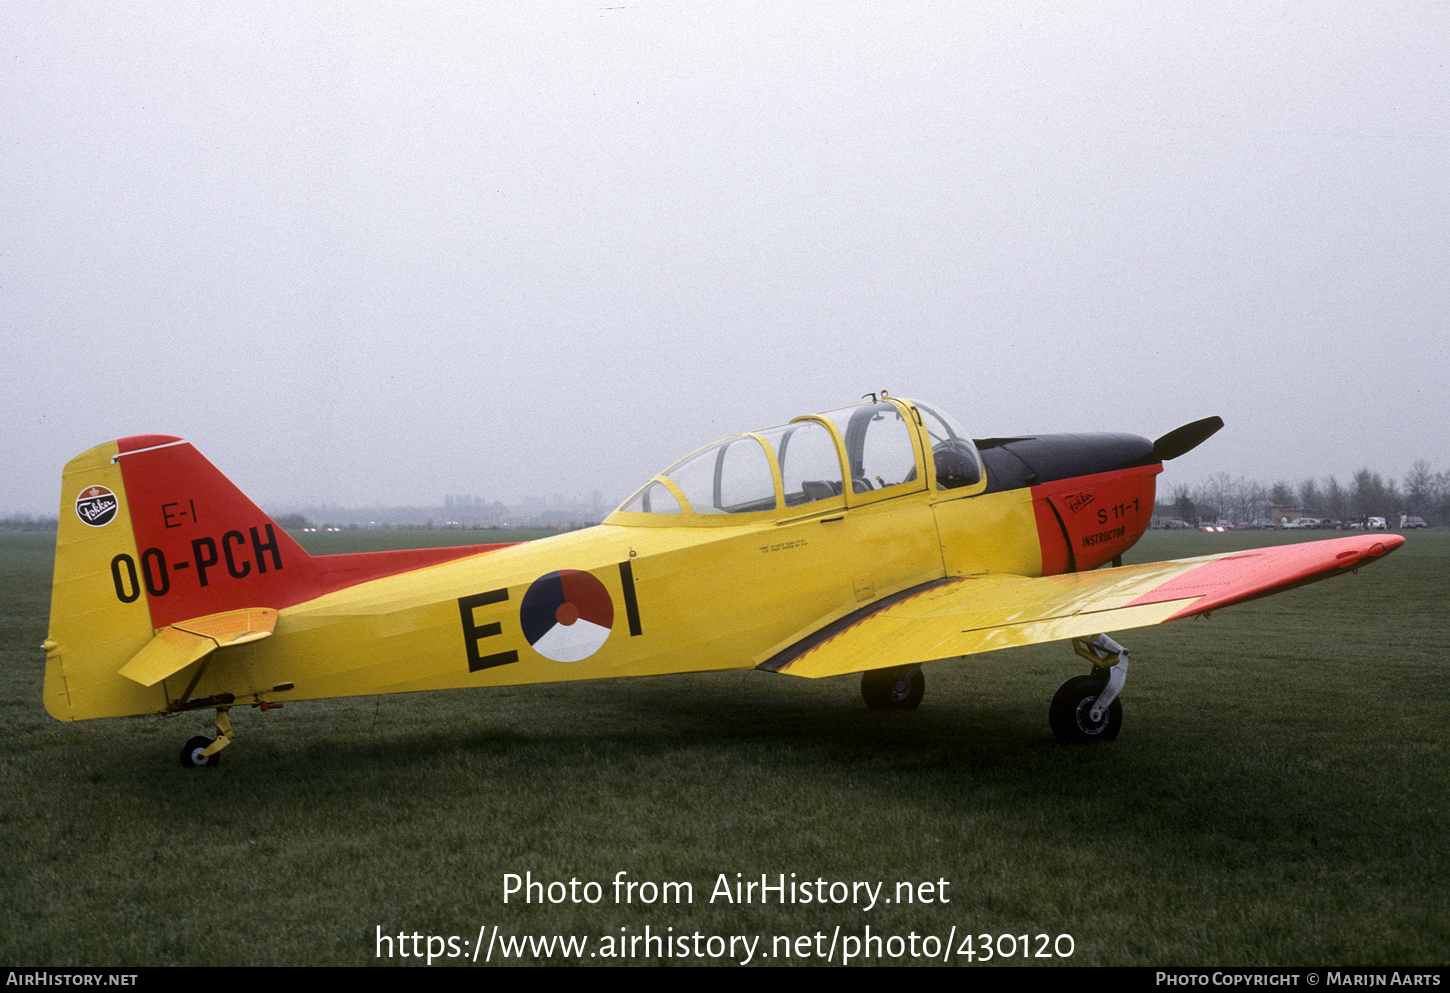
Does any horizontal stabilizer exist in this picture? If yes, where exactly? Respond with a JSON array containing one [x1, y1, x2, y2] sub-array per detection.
[[118, 608, 277, 687], [172, 607, 277, 647]]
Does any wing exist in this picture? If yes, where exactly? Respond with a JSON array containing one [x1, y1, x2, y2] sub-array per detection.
[[762, 534, 1404, 678]]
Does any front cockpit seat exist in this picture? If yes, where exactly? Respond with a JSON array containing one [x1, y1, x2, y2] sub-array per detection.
[[934, 441, 982, 490]]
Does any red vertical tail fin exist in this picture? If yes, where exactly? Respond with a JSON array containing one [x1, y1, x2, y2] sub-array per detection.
[[112, 436, 312, 629]]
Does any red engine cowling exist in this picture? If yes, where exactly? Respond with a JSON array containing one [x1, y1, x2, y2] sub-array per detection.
[[1032, 465, 1162, 574]]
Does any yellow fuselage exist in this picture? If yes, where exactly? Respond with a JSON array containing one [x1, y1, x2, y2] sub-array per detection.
[[44, 398, 1161, 722]]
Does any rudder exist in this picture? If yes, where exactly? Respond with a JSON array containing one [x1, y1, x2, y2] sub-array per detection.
[[47, 439, 161, 719]]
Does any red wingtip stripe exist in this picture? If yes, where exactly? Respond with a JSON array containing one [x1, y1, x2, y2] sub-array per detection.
[[1126, 535, 1406, 622]]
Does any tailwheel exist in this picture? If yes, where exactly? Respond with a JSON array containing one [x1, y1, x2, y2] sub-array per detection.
[[861, 665, 925, 710], [179, 707, 234, 768], [1049, 674, 1122, 743], [180, 735, 220, 768]]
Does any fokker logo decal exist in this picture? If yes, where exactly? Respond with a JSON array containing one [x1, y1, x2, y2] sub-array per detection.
[[76, 485, 119, 527]]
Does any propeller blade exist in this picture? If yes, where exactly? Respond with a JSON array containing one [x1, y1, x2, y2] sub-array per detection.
[[1152, 416, 1224, 462]]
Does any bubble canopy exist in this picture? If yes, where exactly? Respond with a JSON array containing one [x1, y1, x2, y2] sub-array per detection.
[[610, 398, 984, 524]]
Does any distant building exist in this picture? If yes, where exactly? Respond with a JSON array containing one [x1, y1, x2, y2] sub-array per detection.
[[1268, 505, 1305, 525]]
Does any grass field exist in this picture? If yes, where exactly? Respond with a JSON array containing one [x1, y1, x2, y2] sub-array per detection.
[[2, 528, 1445, 966]]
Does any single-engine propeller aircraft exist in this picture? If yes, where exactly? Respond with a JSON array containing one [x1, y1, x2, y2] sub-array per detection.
[[44, 394, 1403, 766]]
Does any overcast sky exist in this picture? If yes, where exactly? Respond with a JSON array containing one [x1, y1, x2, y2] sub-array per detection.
[[3, 2, 1446, 513]]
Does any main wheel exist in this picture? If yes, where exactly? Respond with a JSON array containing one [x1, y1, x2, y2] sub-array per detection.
[[861, 666, 925, 711], [180, 735, 220, 768], [1049, 674, 1122, 743]]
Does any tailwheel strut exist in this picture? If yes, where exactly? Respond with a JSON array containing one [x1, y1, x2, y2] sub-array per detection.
[[1049, 634, 1130, 744], [180, 707, 235, 768]]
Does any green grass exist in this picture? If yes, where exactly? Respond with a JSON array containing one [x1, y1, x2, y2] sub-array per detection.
[[1, 529, 1445, 966]]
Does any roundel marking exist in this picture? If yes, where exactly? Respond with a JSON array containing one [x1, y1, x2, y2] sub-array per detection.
[[76, 485, 119, 528], [519, 570, 614, 662]]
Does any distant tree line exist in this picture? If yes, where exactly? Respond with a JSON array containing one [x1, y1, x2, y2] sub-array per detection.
[[0, 514, 59, 532], [1170, 460, 1448, 525]]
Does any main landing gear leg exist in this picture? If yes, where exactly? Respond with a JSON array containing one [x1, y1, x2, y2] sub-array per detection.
[[180, 708, 234, 768], [1049, 634, 1129, 744]]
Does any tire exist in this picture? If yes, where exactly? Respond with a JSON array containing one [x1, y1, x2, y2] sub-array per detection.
[[861, 666, 925, 711], [1049, 674, 1122, 744], [180, 735, 220, 768]]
